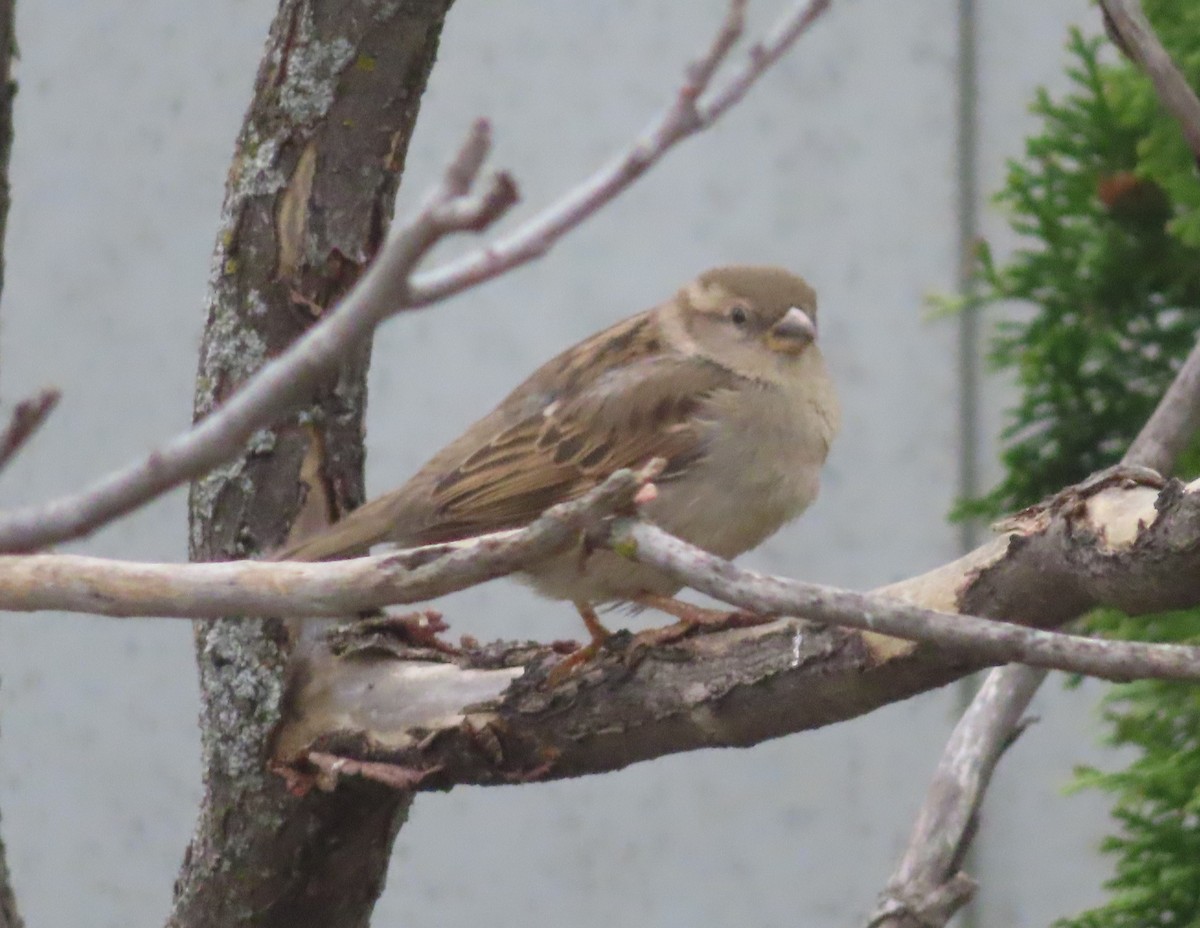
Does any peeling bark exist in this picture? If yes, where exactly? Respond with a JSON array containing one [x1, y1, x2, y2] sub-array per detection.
[[274, 475, 1200, 790], [174, 2, 452, 926]]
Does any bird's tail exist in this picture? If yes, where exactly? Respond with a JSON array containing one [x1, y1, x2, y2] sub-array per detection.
[[268, 495, 399, 562]]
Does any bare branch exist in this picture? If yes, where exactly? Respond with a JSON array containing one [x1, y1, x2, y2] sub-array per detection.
[[0, 0, 28, 917], [867, 669, 1046, 928], [406, 0, 833, 305], [271, 469, 1200, 788], [1101, 0, 1200, 166], [1098, 2, 1200, 474], [0, 0, 832, 554], [610, 517, 1200, 684], [877, 7, 1200, 917], [0, 120, 516, 553], [0, 467, 650, 617], [0, 388, 59, 473], [0, 468, 1196, 690], [699, 0, 831, 122], [1127, 334, 1200, 474]]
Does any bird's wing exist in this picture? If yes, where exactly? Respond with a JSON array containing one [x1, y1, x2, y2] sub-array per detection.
[[410, 353, 738, 545], [270, 310, 738, 561]]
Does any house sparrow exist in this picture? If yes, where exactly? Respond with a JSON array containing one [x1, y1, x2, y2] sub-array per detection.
[[275, 265, 839, 639]]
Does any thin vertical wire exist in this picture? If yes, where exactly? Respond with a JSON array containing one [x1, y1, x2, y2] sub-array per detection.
[[956, 0, 982, 555], [954, 0, 983, 926]]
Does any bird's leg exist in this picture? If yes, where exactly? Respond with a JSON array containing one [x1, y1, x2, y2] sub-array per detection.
[[578, 602, 614, 644], [545, 602, 613, 686], [631, 592, 770, 648]]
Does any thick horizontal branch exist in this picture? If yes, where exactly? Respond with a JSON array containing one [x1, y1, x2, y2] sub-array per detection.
[[271, 471, 1200, 789], [4, 471, 1196, 685]]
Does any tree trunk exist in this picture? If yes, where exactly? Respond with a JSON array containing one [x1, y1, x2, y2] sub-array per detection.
[[173, 2, 452, 926], [0, 0, 24, 922]]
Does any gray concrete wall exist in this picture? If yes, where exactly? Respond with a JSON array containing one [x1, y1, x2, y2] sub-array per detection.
[[0, 1, 1119, 925]]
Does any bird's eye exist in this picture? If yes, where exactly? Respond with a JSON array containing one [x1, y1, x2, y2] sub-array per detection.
[[729, 305, 749, 326]]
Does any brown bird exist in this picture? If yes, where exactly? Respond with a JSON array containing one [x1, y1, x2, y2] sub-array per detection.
[[275, 265, 839, 643]]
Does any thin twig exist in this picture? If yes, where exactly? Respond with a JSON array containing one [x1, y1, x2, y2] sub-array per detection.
[[612, 520, 1200, 684], [407, 0, 833, 304], [0, 388, 59, 473], [0, 0, 833, 553]]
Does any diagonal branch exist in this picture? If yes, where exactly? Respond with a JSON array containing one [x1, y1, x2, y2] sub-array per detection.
[[0, 0, 834, 555], [610, 514, 1200, 684], [868, 668, 1046, 928], [1101, 0, 1200, 166], [0, 387, 59, 474], [0, 123, 516, 553], [397, 0, 831, 304]]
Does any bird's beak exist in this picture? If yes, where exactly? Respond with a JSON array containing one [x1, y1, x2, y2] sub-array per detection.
[[765, 307, 816, 355]]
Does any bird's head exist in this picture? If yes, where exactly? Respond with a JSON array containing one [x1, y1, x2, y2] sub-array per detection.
[[666, 265, 821, 383]]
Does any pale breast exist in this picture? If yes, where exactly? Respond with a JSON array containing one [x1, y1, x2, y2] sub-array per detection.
[[645, 361, 838, 558]]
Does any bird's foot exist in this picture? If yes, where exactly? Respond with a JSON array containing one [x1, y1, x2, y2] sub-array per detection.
[[326, 609, 460, 660], [630, 593, 771, 648], [384, 609, 458, 653], [544, 603, 615, 687]]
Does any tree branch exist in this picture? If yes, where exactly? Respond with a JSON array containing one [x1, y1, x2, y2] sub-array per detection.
[[1101, 0, 1200, 167], [1, 469, 1198, 687], [0, 387, 58, 474], [0, 468, 649, 617], [610, 511, 1200, 684], [263, 466, 1200, 788], [868, 668, 1046, 928], [406, 0, 832, 305], [873, 5, 1200, 920], [0, 122, 515, 554], [0, 0, 832, 555], [172, 3, 456, 927], [0, 0, 27, 920]]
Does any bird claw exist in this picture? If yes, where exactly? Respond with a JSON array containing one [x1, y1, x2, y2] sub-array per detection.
[[544, 639, 604, 687]]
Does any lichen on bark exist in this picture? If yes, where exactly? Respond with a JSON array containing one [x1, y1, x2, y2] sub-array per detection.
[[173, 2, 454, 927]]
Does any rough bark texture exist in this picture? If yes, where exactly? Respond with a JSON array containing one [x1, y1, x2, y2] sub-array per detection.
[[174, 2, 452, 926], [273, 475, 1200, 790], [0, 0, 12, 309], [0, 0, 24, 922]]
